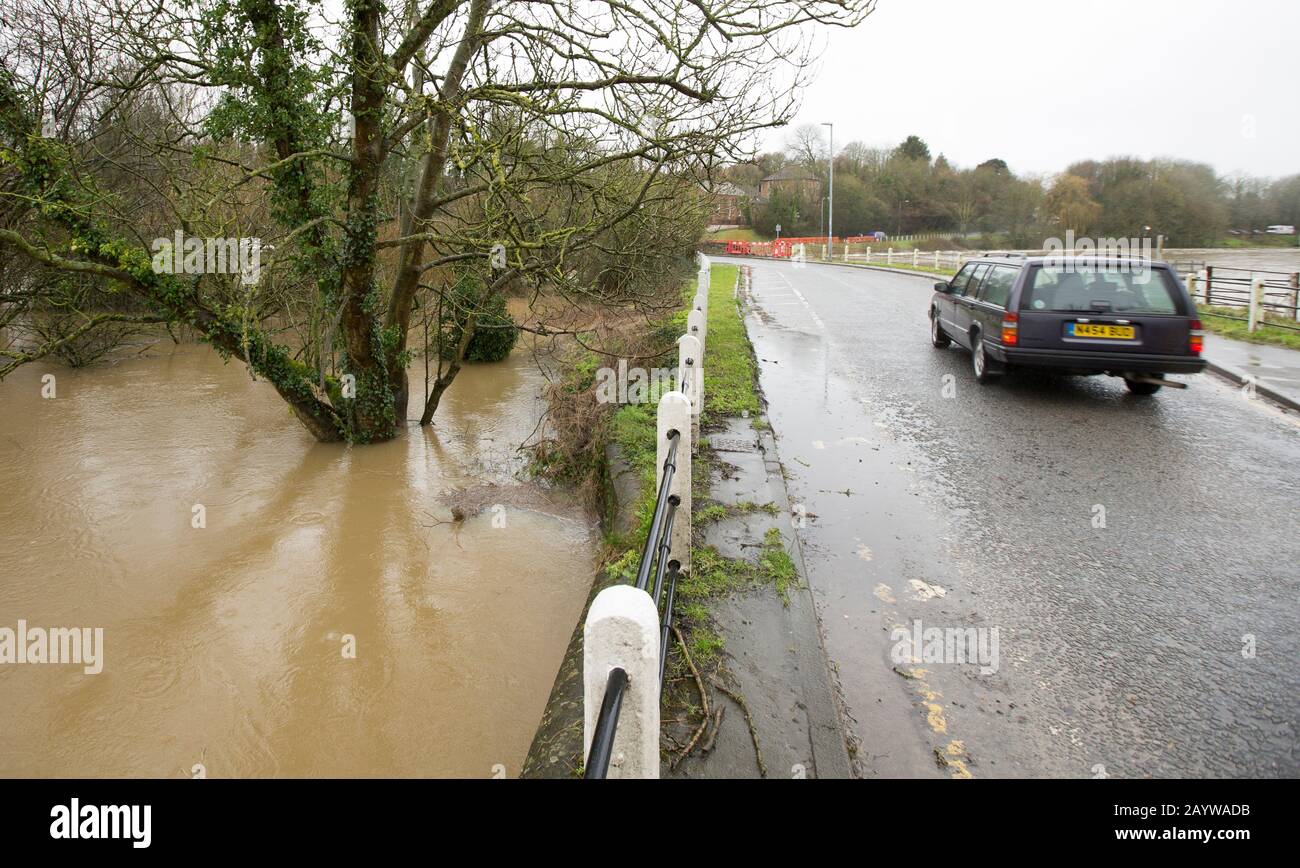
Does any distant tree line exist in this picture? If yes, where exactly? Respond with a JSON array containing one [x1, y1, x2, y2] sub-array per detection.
[[725, 126, 1300, 247]]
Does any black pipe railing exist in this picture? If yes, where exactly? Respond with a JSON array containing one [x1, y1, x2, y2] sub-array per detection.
[[585, 429, 683, 778], [583, 667, 628, 779], [657, 562, 681, 686], [634, 430, 681, 592], [649, 496, 679, 606]]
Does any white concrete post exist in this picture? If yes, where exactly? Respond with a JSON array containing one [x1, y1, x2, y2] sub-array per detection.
[[912, 249, 920, 267], [693, 296, 707, 352], [844, 242, 850, 263], [657, 391, 692, 573], [583, 585, 660, 779], [677, 334, 702, 455], [1249, 277, 1265, 332], [866, 246, 871, 262], [933, 250, 940, 269], [698, 269, 709, 298], [687, 308, 706, 357], [1187, 272, 1201, 305], [887, 247, 893, 263]]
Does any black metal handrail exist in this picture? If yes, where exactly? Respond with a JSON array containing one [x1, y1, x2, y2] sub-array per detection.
[[583, 667, 627, 779], [585, 428, 683, 778], [657, 562, 680, 687], [634, 430, 680, 592]]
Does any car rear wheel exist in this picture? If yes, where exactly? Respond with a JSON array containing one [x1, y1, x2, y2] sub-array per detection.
[[971, 336, 1001, 383], [1124, 376, 1163, 395], [930, 310, 951, 348]]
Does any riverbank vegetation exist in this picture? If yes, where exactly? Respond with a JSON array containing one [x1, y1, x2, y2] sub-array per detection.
[[0, 0, 870, 444]]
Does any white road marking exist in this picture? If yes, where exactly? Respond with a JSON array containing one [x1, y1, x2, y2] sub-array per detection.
[[769, 267, 827, 330]]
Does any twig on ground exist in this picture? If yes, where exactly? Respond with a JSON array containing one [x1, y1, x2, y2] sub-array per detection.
[[701, 706, 725, 753], [711, 675, 767, 778], [670, 625, 710, 770]]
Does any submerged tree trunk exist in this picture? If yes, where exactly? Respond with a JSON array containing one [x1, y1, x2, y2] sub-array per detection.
[[420, 314, 476, 425]]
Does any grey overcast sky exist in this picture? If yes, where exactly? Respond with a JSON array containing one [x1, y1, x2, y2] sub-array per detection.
[[763, 0, 1299, 179]]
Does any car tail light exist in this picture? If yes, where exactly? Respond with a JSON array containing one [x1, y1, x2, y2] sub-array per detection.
[[1001, 311, 1019, 346], [1189, 319, 1204, 355]]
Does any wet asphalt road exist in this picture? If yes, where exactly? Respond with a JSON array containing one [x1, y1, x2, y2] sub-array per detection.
[[731, 256, 1300, 778]]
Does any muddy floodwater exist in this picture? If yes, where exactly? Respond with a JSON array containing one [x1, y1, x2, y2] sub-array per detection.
[[1165, 247, 1300, 274], [0, 339, 596, 777]]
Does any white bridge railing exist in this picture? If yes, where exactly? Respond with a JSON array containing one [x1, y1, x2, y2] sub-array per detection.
[[583, 253, 714, 779]]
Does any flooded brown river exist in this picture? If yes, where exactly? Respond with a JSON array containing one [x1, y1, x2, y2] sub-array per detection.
[[0, 339, 596, 777], [1165, 247, 1300, 274]]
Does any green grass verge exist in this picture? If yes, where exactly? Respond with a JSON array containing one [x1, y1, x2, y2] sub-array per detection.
[[605, 263, 751, 564], [1197, 304, 1300, 350], [701, 264, 759, 419], [706, 227, 770, 242], [1214, 236, 1300, 249], [692, 499, 779, 527]]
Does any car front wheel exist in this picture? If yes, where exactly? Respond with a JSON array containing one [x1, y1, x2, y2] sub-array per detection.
[[930, 310, 951, 348]]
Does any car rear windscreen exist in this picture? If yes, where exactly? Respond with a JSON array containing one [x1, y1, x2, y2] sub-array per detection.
[[1022, 265, 1181, 314]]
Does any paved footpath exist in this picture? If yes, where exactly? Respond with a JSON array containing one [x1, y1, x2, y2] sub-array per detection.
[[1202, 333, 1300, 412], [667, 415, 851, 779]]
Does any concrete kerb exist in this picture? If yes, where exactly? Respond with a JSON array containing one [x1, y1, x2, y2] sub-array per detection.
[[753, 423, 855, 778], [1203, 358, 1300, 413]]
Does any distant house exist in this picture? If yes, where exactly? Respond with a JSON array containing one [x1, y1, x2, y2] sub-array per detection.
[[757, 167, 820, 201], [704, 181, 754, 226]]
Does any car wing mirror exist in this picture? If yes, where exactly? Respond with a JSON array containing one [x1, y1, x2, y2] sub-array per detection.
[[935, 281, 953, 294]]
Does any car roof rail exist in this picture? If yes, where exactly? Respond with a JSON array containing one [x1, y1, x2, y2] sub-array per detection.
[[982, 251, 1027, 258]]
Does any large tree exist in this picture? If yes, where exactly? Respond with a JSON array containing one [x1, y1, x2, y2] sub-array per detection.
[[0, 0, 872, 442], [894, 134, 930, 164]]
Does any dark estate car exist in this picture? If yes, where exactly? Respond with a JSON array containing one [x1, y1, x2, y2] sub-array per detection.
[[928, 254, 1207, 394]]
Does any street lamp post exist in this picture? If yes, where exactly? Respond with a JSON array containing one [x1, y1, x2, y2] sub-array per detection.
[[822, 122, 833, 261]]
